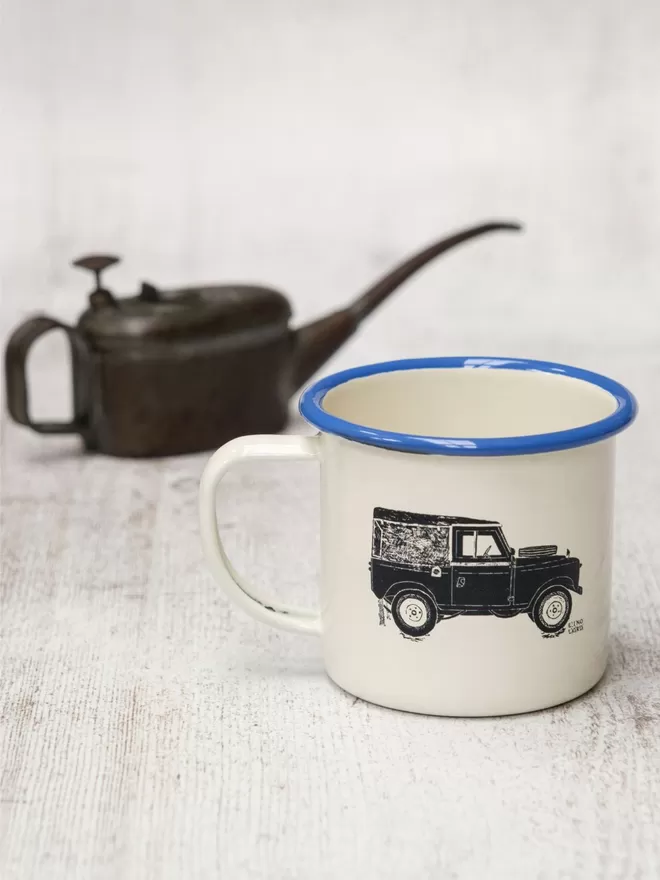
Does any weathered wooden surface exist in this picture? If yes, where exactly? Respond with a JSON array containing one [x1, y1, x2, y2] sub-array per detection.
[[2, 327, 660, 880], [2, 1, 660, 877]]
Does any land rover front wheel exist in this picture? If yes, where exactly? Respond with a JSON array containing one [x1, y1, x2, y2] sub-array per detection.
[[391, 589, 438, 637], [532, 586, 572, 634]]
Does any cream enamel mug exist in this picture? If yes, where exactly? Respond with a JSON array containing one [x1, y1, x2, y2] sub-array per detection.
[[199, 357, 637, 716]]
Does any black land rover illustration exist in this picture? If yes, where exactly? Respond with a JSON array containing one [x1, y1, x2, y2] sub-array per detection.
[[370, 507, 582, 638]]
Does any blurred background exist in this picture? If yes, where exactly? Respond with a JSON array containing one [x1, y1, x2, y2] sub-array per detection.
[[1, 0, 659, 385]]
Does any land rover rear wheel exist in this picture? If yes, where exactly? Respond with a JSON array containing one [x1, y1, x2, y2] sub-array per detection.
[[532, 586, 572, 634], [391, 589, 438, 637]]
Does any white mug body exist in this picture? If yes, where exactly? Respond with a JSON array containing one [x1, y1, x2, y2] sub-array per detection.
[[199, 357, 636, 717], [319, 433, 614, 716]]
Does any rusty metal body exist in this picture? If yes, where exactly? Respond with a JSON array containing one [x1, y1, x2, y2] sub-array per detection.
[[76, 319, 295, 457], [5, 222, 521, 457]]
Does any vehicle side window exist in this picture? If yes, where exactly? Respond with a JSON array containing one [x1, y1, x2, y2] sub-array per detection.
[[476, 532, 504, 558], [455, 528, 507, 560], [458, 530, 476, 558]]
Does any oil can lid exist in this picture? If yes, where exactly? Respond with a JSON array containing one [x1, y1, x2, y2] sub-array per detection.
[[73, 255, 292, 350]]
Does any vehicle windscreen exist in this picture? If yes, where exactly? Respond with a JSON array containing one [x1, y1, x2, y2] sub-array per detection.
[[372, 520, 449, 566]]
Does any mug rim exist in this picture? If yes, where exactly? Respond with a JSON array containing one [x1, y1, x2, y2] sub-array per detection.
[[298, 356, 638, 456]]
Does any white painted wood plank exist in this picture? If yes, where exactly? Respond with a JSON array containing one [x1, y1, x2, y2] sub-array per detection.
[[2, 341, 659, 880]]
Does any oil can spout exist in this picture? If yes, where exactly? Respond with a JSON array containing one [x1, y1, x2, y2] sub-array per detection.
[[291, 220, 522, 390]]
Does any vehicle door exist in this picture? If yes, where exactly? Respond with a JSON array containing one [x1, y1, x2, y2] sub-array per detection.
[[451, 528, 512, 608]]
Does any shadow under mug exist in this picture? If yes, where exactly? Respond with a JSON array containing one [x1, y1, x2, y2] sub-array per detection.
[[199, 357, 637, 717]]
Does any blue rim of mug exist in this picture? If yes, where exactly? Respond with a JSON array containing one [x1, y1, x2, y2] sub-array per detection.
[[298, 357, 638, 456]]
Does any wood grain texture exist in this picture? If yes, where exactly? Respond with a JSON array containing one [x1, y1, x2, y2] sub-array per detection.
[[2, 341, 660, 880], [2, 1, 660, 877]]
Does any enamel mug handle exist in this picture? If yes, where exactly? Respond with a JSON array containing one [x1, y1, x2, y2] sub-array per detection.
[[199, 434, 322, 635]]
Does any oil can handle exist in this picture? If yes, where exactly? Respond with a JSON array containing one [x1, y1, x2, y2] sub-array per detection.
[[4, 315, 88, 434], [199, 434, 322, 635]]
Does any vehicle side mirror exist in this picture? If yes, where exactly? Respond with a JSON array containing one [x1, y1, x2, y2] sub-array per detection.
[[509, 548, 515, 558]]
